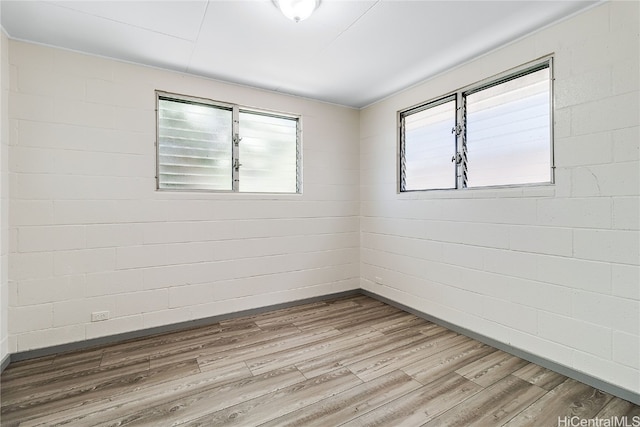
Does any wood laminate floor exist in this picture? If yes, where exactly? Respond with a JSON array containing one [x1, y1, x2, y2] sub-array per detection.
[[1, 295, 638, 426]]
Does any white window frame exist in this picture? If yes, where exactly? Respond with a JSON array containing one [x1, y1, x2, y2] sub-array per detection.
[[398, 56, 554, 192], [156, 90, 302, 194]]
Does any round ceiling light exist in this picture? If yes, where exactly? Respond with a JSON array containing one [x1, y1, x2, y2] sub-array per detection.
[[276, 0, 320, 23]]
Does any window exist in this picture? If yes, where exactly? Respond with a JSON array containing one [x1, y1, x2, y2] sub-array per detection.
[[399, 58, 553, 192], [156, 91, 300, 193], [401, 96, 457, 191]]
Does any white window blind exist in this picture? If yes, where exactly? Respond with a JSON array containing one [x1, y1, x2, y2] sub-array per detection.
[[402, 98, 457, 191], [465, 67, 551, 187], [239, 111, 298, 193], [158, 98, 233, 191]]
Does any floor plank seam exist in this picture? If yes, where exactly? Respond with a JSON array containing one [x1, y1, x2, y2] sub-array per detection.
[[2, 295, 638, 426]]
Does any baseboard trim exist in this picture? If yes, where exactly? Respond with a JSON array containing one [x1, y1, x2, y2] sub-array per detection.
[[360, 289, 640, 406], [3, 288, 638, 405], [1, 353, 10, 372], [6, 289, 360, 366]]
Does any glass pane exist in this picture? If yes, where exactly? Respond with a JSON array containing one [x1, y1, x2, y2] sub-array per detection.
[[465, 67, 551, 187], [239, 112, 298, 193], [403, 99, 456, 190], [158, 98, 232, 190]]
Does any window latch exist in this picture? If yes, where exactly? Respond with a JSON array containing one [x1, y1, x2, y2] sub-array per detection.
[[234, 159, 242, 171], [451, 152, 463, 164], [233, 135, 242, 146], [451, 124, 462, 137]]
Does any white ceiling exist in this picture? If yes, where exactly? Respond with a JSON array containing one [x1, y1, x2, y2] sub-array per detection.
[[1, 0, 598, 108]]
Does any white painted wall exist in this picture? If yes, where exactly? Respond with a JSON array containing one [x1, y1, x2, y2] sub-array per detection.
[[360, 1, 639, 394], [3, 0, 638, 398], [1, 29, 9, 363], [7, 40, 360, 353]]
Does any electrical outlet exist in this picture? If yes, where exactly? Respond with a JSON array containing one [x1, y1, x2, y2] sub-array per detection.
[[91, 311, 110, 322]]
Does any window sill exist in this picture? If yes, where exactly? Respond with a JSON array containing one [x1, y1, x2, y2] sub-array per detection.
[[398, 183, 556, 199], [154, 188, 304, 201]]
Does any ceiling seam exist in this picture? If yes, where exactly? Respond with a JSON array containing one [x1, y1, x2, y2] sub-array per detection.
[[319, 0, 380, 56], [48, 1, 200, 42], [272, 0, 380, 100], [185, 0, 211, 74]]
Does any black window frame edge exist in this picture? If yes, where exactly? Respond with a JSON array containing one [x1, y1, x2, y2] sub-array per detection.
[[155, 90, 303, 195], [397, 55, 555, 194]]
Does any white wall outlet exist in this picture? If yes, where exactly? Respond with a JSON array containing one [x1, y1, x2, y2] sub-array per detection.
[[91, 311, 110, 322]]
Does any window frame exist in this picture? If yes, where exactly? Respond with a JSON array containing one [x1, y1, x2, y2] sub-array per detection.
[[155, 90, 302, 194], [399, 94, 458, 191], [398, 56, 554, 193]]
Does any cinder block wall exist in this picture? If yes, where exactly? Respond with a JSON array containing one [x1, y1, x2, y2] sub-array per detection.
[[1, 30, 9, 363], [6, 40, 361, 353], [359, 1, 639, 394], [2, 0, 638, 398]]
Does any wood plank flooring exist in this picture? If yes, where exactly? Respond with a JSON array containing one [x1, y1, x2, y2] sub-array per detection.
[[1, 295, 638, 426]]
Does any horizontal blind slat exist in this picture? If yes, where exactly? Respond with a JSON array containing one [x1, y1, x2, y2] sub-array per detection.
[[158, 98, 232, 190], [238, 111, 298, 193], [402, 99, 456, 191], [466, 67, 550, 187]]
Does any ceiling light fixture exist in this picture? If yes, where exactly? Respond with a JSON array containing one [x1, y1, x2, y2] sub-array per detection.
[[276, 0, 319, 23]]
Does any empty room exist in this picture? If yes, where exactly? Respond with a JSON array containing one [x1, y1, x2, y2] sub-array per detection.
[[0, 0, 638, 425]]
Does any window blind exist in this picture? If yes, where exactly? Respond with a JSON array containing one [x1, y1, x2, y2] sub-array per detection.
[[465, 67, 551, 187], [157, 98, 233, 191], [239, 111, 298, 193]]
